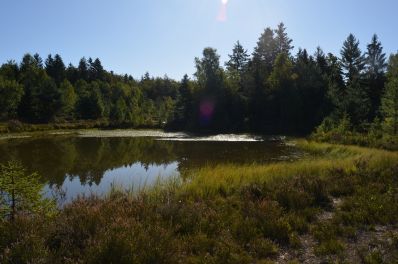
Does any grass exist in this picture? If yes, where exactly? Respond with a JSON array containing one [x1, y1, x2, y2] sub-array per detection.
[[311, 126, 398, 151], [0, 119, 162, 134], [1, 140, 398, 263]]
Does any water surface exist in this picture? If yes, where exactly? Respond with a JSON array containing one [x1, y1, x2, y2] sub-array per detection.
[[0, 130, 300, 201]]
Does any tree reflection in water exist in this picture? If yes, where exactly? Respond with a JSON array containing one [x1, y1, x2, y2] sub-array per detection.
[[0, 134, 299, 200]]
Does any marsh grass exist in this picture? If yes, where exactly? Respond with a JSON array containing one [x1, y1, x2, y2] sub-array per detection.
[[1, 140, 398, 263]]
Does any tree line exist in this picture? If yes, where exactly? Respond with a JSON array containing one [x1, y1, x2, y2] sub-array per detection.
[[1, 23, 397, 135]]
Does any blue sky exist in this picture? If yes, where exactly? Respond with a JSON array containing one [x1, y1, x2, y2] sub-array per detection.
[[1, 0, 397, 80]]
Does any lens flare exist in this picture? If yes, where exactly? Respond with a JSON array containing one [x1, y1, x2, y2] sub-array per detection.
[[217, 0, 228, 22], [199, 99, 215, 125]]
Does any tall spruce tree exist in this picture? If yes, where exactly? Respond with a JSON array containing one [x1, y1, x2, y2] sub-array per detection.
[[274, 23, 294, 56], [340, 34, 369, 126], [341, 34, 365, 83], [226, 41, 249, 77], [252, 27, 277, 71], [365, 34, 387, 119]]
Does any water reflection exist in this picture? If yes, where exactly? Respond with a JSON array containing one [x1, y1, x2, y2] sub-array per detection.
[[0, 131, 299, 200]]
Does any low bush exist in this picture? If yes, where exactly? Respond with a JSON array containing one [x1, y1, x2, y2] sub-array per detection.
[[0, 141, 397, 262]]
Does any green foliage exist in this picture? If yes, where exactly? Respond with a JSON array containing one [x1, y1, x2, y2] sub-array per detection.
[[267, 53, 301, 132], [381, 54, 398, 135], [0, 161, 54, 220], [0, 25, 393, 137], [274, 22, 294, 55], [58, 79, 77, 119], [0, 142, 396, 262], [340, 34, 365, 83], [365, 34, 387, 119], [226, 41, 250, 80], [0, 77, 24, 120]]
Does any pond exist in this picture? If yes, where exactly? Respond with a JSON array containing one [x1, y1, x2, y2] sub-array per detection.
[[0, 130, 301, 202]]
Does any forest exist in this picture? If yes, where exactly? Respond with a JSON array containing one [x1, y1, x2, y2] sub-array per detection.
[[2, 22, 398, 263], [1, 23, 397, 140]]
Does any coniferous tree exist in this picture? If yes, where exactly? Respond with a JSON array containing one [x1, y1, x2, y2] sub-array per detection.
[[267, 53, 300, 132], [78, 57, 89, 81], [18, 54, 50, 122], [274, 22, 294, 56], [381, 54, 398, 135], [340, 34, 369, 126], [34, 79, 61, 122], [365, 34, 387, 119], [314, 47, 328, 74], [226, 41, 250, 77], [294, 49, 328, 132], [0, 60, 19, 80], [33, 53, 43, 69], [89, 58, 105, 81], [341, 34, 365, 83], [249, 28, 278, 131], [252, 27, 277, 74], [0, 161, 54, 221], [45, 54, 66, 85], [66, 63, 79, 84], [225, 42, 251, 129], [0, 25, 394, 137], [174, 74, 193, 126], [194, 48, 226, 129], [325, 53, 345, 119]]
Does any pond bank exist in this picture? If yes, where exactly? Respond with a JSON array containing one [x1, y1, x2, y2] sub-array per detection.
[[1, 140, 397, 263], [0, 120, 161, 134]]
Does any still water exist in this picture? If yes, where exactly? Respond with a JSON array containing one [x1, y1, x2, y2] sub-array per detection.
[[0, 130, 300, 201]]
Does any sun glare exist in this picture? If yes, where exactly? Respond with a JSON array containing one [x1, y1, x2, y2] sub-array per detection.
[[218, 0, 228, 22]]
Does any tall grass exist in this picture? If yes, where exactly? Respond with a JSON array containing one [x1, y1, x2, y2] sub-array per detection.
[[1, 140, 398, 263]]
